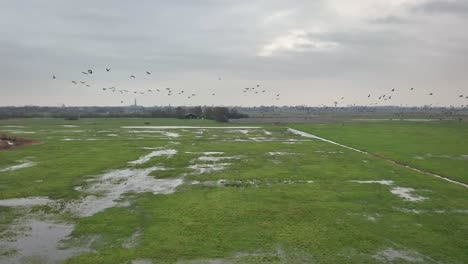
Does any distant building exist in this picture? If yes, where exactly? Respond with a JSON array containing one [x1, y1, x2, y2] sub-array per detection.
[[184, 113, 199, 119], [125, 98, 145, 113]]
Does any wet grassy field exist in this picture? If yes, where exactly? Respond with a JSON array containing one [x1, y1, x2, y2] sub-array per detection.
[[0, 118, 467, 264]]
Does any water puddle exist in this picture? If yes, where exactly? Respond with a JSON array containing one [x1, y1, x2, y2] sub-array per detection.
[[196, 156, 240, 162], [350, 180, 427, 202], [373, 248, 435, 263], [128, 131, 180, 138], [185, 152, 224, 155], [0, 197, 51, 207], [268, 152, 300, 156], [390, 187, 427, 202], [69, 166, 182, 217], [129, 149, 177, 165], [0, 161, 37, 173], [188, 163, 232, 174], [0, 219, 80, 264], [0, 130, 36, 134]]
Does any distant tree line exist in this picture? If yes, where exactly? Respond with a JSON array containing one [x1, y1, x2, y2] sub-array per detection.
[[0, 106, 248, 122]]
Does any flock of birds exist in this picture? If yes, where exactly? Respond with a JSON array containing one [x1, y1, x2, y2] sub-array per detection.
[[52, 69, 467, 107], [52, 68, 281, 104], [332, 86, 467, 108]]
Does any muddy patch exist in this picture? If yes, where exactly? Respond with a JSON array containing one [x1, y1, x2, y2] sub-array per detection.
[[0, 135, 39, 151]]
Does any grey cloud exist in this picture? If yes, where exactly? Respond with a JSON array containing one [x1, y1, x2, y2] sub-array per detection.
[[369, 16, 415, 24], [412, 0, 468, 16], [0, 0, 467, 107]]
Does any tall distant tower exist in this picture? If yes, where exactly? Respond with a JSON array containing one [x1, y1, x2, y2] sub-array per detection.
[[134, 98, 137, 106]]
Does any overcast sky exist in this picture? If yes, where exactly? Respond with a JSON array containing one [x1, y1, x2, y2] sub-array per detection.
[[1, 0, 467, 107]]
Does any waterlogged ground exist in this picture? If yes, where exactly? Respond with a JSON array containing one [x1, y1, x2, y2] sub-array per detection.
[[0, 118, 467, 264]]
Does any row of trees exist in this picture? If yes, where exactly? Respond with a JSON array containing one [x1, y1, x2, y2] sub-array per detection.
[[0, 106, 248, 122], [162, 106, 248, 122]]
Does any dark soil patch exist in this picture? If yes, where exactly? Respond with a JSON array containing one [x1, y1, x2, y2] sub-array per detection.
[[0, 134, 40, 151]]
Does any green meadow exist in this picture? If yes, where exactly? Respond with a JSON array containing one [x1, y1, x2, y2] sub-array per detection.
[[0, 118, 467, 264]]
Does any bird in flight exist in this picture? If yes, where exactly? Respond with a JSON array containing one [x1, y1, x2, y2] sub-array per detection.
[[106, 68, 111, 72], [130, 75, 136, 79], [146, 71, 151, 75], [81, 71, 88, 75], [52, 75, 56, 79], [72, 81, 77, 84], [88, 69, 93, 74]]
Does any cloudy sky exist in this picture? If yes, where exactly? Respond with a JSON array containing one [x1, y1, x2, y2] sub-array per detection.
[[1, 0, 467, 107]]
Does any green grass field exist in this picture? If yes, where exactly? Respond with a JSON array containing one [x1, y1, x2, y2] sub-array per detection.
[[290, 122, 468, 184], [0, 118, 467, 264]]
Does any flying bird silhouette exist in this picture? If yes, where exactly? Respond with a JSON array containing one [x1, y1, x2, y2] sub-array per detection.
[[130, 75, 136, 79]]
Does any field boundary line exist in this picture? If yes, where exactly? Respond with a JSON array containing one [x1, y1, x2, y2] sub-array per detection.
[[287, 128, 468, 188]]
